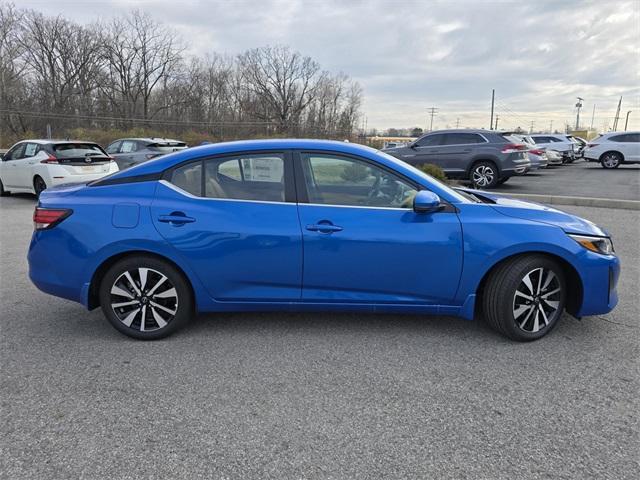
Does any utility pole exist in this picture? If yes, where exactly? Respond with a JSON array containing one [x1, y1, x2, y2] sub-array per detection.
[[575, 97, 583, 130], [456, 118, 460, 128], [625, 111, 632, 131], [427, 107, 438, 132], [549, 120, 553, 132], [612, 96, 622, 131], [494, 115, 499, 130], [590, 104, 596, 130], [489, 89, 495, 130], [529, 121, 535, 134]]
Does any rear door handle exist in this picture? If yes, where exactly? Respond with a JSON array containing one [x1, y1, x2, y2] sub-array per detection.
[[158, 212, 195, 225], [306, 223, 343, 234]]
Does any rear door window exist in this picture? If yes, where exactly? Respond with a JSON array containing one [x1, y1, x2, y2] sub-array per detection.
[[24, 143, 39, 157], [205, 154, 285, 202], [442, 133, 485, 145], [169, 162, 202, 196], [610, 134, 634, 143], [120, 141, 138, 153]]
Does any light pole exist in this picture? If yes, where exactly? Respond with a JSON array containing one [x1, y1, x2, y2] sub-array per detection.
[[625, 111, 632, 131]]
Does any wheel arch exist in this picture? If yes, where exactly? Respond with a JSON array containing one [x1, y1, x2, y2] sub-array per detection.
[[87, 250, 196, 311], [466, 157, 501, 177], [599, 150, 625, 162], [474, 251, 583, 318]]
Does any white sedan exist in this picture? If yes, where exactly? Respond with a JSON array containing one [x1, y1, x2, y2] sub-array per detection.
[[0, 140, 119, 197]]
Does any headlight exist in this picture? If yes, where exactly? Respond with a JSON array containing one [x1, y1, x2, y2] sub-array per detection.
[[568, 234, 614, 255]]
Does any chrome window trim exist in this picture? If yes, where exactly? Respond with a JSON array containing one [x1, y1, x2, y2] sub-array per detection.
[[159, 179, 294, 206], [160, 180, 416, 211]]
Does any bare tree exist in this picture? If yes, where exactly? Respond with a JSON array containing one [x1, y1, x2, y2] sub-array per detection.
[[238, 45, 323, 134], [100, 10, 184, 122], [0, 3, 27, 137]]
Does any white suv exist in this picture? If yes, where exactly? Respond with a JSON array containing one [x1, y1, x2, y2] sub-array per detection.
[[583, 132, 640, 169]]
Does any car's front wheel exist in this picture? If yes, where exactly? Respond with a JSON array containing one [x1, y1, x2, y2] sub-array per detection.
[[600, 152, 622, 169], [99, 255, 193, 340], [470, 161, 499, 189], [482, 255, 566, 341]]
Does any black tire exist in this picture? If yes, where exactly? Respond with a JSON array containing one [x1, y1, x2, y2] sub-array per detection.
[[0, 179, 9, 196], [470, 161, 499, 189], [600, 151, 622, 169], [34, 176, 47, 197], [482, 255, 566, 341], [99, 255, 193, 340]]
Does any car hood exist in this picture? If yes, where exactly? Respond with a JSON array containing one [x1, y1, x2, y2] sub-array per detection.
[[458, 189, 609, 237]]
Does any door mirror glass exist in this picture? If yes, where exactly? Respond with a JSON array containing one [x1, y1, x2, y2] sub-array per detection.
[[413, 190, 441, 213]]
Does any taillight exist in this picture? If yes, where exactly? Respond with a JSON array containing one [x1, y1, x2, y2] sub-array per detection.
[[33, 207, 72, 230], [529, 149, 545, 155], [40, 154, 58, 164], [587, 143, 598, 148], [502, 143, 527, 153]]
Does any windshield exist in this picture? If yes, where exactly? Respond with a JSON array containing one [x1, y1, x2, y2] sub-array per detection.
[[53, 143, 106, 157]]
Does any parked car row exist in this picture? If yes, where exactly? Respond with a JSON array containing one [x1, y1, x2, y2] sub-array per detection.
[[381, 129, 581, 188], [0, 137, 187, 197]]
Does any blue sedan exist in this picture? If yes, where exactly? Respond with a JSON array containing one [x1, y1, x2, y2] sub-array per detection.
[[28, 140, 620, 341]]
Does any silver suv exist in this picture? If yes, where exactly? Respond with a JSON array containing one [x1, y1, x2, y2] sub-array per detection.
[[383, 129, 530, 188]]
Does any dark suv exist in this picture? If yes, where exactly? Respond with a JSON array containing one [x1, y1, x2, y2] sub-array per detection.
[[383, 129, 530, 188]]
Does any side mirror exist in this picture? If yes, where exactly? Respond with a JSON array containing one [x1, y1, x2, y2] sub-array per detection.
[[409, 142, 418, 149], [413, 190, 442, 213]]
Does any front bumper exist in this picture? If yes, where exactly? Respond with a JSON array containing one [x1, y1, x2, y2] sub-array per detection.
[[575, 251, 620, 317]]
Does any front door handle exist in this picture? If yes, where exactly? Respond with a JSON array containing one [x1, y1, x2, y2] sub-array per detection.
[[158, 212, 195, 225], [306, 222, 343, 234]]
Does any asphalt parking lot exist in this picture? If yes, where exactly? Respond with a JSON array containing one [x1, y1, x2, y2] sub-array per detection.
[[1, 192, 638, 479], [493, 159, 640, 201]]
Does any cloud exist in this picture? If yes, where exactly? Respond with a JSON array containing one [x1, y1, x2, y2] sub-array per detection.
[[17, 0, 640, 131]]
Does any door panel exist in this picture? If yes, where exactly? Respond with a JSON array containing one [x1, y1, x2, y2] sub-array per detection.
[[296, 151, 463, 304], [152, 182, 302, 301], [298, 204, 463, 303], [151, 152, 302, 302]]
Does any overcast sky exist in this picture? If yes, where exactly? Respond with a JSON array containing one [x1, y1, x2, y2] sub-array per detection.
[[16, 0, 640, 131]]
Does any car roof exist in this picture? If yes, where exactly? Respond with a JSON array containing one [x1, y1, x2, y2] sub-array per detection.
[[12, 139, 101, 146], [112, 138, 184, 143], [423, 129, 495, 135], [601, 131, 639, 136]]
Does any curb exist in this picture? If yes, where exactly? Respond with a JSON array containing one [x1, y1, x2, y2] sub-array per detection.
[[495, 192, 640, 211]]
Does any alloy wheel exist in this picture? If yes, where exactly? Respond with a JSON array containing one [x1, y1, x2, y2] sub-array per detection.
[[601, 153, 620, 168], [512, 267, 562, 333], [110, 267, 178, 332], [472, 165, 495, 187]]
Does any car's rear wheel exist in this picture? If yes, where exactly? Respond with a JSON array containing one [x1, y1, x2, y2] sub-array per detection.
[[470, 161, 499, 188], [99, 256, 193, 340], [33, 176, 47, 197], [600, 152, 622, 169], [0, 179, 9, 196], [482, 255, 566, 341]]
